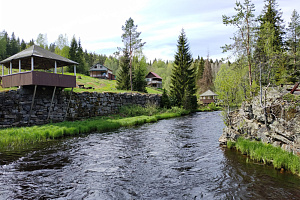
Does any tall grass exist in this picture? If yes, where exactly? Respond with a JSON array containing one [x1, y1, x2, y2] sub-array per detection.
[[0, 105, 189, 148], [228, 137, 300, 175]]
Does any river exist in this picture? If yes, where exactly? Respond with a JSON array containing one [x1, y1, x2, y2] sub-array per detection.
[[0, 111, 300, 199]]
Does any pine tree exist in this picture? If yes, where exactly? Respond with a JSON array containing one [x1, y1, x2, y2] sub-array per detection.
[[170, 29, 197, 109], [119, 17, 145, 91], [116, 50, 130, 90]]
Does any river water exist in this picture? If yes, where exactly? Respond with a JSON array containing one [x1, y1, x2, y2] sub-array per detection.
[[0, 111, 300, 199]]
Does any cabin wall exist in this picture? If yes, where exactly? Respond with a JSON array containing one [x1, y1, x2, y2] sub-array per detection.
[[0, 87, 161, 128]]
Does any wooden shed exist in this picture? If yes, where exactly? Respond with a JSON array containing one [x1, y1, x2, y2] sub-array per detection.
[[200, 90, 218, 105]]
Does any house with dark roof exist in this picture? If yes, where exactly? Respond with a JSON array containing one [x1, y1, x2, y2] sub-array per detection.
[[89, 63, 115, 80], [145, 72, 162, 88]]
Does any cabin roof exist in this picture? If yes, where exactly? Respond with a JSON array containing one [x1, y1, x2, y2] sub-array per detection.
[[200, 89, 218, 97], [89, 63, 112, 72], [0, 45, 78, 70], [146, 72, 162, 79]]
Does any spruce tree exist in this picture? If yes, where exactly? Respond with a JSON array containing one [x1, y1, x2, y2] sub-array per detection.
[[170, 29, 197, 109], [68, 36, 78, 72], [116, 50, 130, 90], [132, 56, 147, 93], [286, 9, 300, 77]]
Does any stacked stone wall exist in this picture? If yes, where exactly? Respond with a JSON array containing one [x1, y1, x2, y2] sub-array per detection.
[[0, 87, 161, 127], [219, 89, 300, 155]]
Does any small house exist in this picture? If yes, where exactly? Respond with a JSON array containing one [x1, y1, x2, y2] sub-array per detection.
[[89, 63, 115, 80], [145, 72, 162, 88], [199, 90, 218, 105]]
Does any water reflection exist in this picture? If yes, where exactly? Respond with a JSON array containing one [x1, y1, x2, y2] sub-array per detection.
[[0, 112, 300, 199]]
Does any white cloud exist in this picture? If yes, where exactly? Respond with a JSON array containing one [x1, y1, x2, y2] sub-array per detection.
[[0, 0, 299, 63]]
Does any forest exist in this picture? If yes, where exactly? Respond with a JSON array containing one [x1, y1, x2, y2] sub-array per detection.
[[0, 0, 299, 109], [215, 0, 300, 108]]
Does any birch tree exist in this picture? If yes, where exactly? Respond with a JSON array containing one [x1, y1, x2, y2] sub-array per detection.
[[222, 0, 256, 88]]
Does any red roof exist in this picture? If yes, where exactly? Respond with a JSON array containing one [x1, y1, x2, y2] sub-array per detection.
[[146, 72, 162, 79]]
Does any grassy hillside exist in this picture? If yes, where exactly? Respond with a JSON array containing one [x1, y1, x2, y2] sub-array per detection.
[[0, 71, 162, 94]]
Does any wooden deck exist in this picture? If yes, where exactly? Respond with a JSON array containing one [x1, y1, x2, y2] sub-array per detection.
[[2, 71, 76, 88]]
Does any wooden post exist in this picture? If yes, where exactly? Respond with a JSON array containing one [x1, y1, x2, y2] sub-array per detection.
[[1, 64, 3, 76], [74, 65, 76, 76], [31, 57, 34, 71], [62, 66, 64, 74], [10, 62, 12, 74], [64, 87, 73, 121], [54, 61, 57, 73], [19, 60, 21, 73], [47, 86, 56, 121], [28, 85, 37, 124]]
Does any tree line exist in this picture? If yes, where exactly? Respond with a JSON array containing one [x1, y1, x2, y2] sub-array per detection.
[[215, 0, 300, 108]]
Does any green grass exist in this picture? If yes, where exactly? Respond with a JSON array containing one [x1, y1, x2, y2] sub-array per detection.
[[228, 137, 300, 175], [0, 71, 162, 94], [0, 105, 188, 149]]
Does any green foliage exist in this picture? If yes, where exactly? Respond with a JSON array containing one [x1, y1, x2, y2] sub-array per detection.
[[170, 29, 197, 109], [147, 59, 174, 91], [228, 138, 300, 175], [119, 17, 146, 91], [161, 89, 171, 108], [214, 63, 248, 107], [104, 56, 119, 74], [116, 51, 131, 90], [132, 56, 147, 93]]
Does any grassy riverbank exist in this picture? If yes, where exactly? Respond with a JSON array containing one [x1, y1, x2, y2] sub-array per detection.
[[227, 137, 300, 175], [0, 106, 189, 148]]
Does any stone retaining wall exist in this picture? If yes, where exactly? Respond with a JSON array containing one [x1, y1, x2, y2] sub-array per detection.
[[0, 86, 161, 128], [219, 89, 300, 155]]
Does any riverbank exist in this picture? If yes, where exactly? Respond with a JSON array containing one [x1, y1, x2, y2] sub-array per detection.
[[227, 137, 300, 175], [0, 106, 189, 148], [219, 88, 300, 176]]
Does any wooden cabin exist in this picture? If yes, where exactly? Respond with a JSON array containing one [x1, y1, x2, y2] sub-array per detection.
[[0, 45, 78, 88], [199, 90, 218, 105], [145, 72, 162, 88], [89, 63, 115, 80]]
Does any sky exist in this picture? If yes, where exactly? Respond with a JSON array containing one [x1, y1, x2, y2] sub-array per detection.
[[0, 0, 300, 62]]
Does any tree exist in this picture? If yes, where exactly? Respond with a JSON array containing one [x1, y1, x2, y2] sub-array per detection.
[[116, 50, 131, 90], [170, 29, 197, 109], [20, 39, 26, 51], [36, 33, 48, 49], [119, 17, 146, 91], [104, 56, 119, 74], [222, 0, 256, 87], [56, 34, 69, 49], [196, 56, 205, 80], [255, 0, 285, 61], [132, 56, 147, 93], [286, 9, 300, 82], [0, 31, 7, 60], [198, 58, 213, 94]]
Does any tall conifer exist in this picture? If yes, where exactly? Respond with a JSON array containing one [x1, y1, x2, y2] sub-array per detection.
[[116, 50, 131, 90], [170, 29, 197, 109]]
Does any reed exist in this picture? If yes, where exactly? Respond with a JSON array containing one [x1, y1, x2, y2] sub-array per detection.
[[228, 137, 300, 175], [0, 106, 189, 148]]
